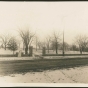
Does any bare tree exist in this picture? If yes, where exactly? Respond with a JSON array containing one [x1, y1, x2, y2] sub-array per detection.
[[33, 35, 38, 51], [35, 40, 44, 50], [33, 35, 44, 50], [7, 36, 18, 55], [0, 34, 11, 50], [18, 28, 35, 55], [51, 31, 61, 54], [60, 42, 70, 51], [37, 41, 42, 49], [70, 44, 79, 51], [45, 35, 51, 53], [75, 35, 88, 54], [31, 35, 40, 51]]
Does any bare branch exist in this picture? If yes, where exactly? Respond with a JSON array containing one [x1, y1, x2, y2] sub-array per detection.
[[18, 27, 35, 54]]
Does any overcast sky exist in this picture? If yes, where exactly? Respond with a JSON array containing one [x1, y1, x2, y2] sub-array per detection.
[[0, 2, 88, 44]]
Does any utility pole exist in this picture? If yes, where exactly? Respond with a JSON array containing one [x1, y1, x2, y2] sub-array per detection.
[[61, 14, 72, 56], [62, 16, 66, 56]]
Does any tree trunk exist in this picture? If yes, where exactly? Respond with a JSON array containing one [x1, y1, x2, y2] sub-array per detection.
[[13, 51, 14, 55], [48, 48, 49, 53], [80, 50, 82, 54], [5, 45, 6, 50], [48, 44, 49, 53], [56, 42, 58, 54], [56, 48, 57, 54], [23, 43, 25, 50], [80, 48, 82, 54], [36, 44, 37, 51], [25, 44, 28, 55]]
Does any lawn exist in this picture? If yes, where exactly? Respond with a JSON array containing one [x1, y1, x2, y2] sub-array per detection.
[[0, 48, 88, 57], [0, 58, 88, 76]]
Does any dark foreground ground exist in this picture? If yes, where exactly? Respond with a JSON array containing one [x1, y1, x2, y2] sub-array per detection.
[[0, 57, 88, 76]]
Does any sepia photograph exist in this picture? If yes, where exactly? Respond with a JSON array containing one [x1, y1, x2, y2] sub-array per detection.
[[0, 1, 88, 87]]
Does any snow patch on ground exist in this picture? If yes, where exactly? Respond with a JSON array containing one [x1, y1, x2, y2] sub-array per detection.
[[0, 66, 88, 83]]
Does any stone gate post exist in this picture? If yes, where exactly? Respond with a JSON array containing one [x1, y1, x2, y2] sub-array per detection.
[[29, 46, 33, 56]]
